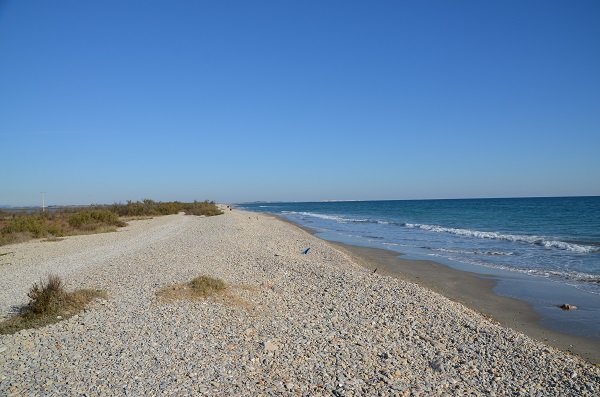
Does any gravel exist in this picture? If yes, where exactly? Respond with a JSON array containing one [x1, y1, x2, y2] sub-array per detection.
[[1, 210, 599, 396]]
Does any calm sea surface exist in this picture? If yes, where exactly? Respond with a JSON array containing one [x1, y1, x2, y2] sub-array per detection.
[[239, 197, 600, 337]]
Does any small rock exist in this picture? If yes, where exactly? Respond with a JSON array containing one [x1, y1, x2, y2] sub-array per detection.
[[262, 340, 279, 352], [559, 304, 578, 310], [430, 359, 445, 372]]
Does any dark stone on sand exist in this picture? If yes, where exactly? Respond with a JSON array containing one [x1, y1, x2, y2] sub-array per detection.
[[559, 304, 578, 311]]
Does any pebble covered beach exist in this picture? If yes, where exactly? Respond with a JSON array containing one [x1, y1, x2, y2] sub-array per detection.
[[1, 209, 599, 396]]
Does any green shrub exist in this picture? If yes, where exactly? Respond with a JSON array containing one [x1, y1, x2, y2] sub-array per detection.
[[1, 215, 48, 237], [110, 199, 222, 217], [68, 210, 124, 228], [183, 201, 223, 216], [0, 198, 221, 247]]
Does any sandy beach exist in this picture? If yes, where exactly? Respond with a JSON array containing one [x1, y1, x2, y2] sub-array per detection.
[[1, 209, 599, 396]]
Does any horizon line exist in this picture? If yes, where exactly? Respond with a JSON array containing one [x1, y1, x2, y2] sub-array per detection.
[[2, 194, 600, 209]]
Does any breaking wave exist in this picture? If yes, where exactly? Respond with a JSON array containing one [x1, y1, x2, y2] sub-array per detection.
[[281, 211, 598, 254], [431, 247, 516, 256], [426, 252, 600, 290], [282, 211, 406, 226], [406, 223, 598, 254], [282, 211, 600, 255]]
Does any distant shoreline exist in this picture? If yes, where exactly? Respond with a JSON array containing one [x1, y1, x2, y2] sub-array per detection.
[[275, 215, 600, 363]]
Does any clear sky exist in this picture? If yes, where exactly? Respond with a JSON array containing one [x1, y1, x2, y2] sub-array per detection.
[[1, 1, 599, 206]]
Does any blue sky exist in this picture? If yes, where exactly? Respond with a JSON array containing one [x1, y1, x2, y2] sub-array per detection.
[[1, 1, 599, 205]]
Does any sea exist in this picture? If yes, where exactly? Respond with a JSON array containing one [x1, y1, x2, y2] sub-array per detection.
[[238, 197, 600, 338]]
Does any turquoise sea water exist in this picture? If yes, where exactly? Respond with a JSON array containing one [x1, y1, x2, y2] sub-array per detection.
[[239, 197, 600, 337]]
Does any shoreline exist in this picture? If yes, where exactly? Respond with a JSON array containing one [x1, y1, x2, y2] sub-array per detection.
[[2, 210, 600, 395], [274, 215, 600, 363]]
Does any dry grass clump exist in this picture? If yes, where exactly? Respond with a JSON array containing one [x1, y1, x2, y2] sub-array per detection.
[[157, 275, 226, 301], [0, 275, 106, 335], [156, 276, 255, 310], [190, 275, 226, 296]]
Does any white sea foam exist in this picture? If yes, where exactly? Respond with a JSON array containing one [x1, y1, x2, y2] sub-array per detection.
[[432, 247, 515, 256], [426, 252, 600, 289], [406, 223, 598, 254], [280, 211, 598, 253], [282, 211, 370, 223]]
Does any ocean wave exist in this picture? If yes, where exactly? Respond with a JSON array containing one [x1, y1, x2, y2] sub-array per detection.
[[405, 223, 598, 254], [375, 220, 407, 226], [503, 268, 600, 291], [282, 211, 372, 224], [426, 253, 600, 289], [431, 247, 515, 256], [282, 211, 410, 227], [281, 211, 599, 254], [363, 235, 384, 240]]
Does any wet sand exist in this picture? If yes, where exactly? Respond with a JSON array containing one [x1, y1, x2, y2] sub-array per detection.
[[279, 216, 600, 363]]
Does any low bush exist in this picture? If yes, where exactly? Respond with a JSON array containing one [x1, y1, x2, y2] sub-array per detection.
[[110, 199, 182, 217], [0, 198, 221, 246], [110, 199, 222, 217], [68, 210, 125, 228], [182, 201, 223, 216], [27, 274, 66, 315], [1, 215, 48, 238], [0, 275, 106, 334]]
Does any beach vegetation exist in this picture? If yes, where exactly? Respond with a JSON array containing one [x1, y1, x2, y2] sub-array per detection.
[[189, 275, 226, 296], [181, 201, 223, 216], [110, 199, 223, 217], [0, 275, 106, 335], [67, 209, 125, 229], [156, 275, 226, 301], [0, 210, 124, 246], [0, 199, 222, 246]]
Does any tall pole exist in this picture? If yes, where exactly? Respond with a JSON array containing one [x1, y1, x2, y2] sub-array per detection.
[[41, 192, 46, 213]]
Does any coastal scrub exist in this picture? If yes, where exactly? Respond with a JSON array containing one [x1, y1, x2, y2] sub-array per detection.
[[0, 199, 222, 246], [0, 211, 125, 246], [110, 199, 223, 217]]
